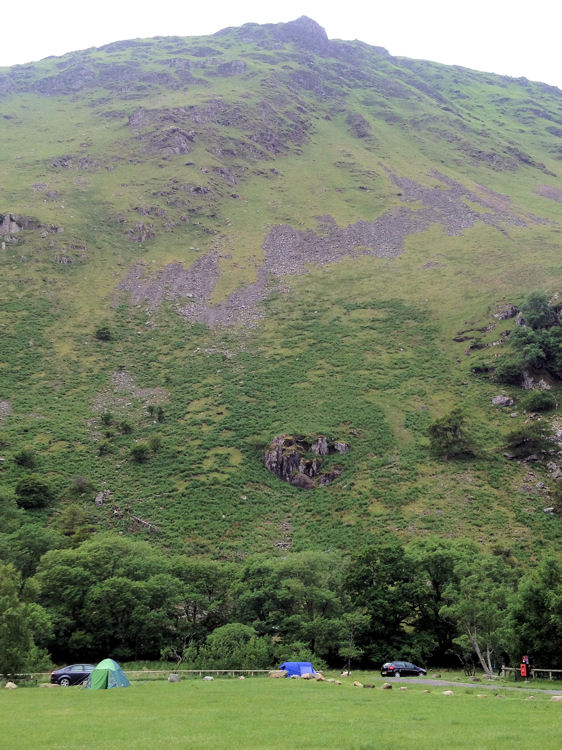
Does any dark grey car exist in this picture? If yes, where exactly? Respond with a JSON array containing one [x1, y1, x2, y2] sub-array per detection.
[[50, 664, 96, 686], [381, 660, 427, 677]]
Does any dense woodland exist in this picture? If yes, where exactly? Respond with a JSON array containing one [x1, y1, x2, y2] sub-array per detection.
[[1, 522, 560, 676]]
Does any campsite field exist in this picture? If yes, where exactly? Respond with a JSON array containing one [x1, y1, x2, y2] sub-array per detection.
[[2, 678, 560, 749]]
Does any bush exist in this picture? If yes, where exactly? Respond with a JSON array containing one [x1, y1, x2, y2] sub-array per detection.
[[95, 325, 111, 341], [149, 435, 162, 452], [70, 475, 93, 495], [551, 483, 562, 515], [427, 409, 476, 459], [131, 443, 150, 462], [504, 422, 553, 458], [523, 390, 557, 413], [495, 355, 524, 385], [119, 420, 133, 434], [14, 447, 36, 468], [15, 476, 54, 509], [520, 290, 556, 330]]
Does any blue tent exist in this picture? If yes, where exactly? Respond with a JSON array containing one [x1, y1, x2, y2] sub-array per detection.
[[279, 661, 317, 677]]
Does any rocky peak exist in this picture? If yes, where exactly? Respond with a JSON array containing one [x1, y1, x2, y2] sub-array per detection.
[[277, 17, 330, 51]]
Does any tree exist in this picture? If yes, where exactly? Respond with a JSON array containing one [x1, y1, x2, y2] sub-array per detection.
[[15, 476, 54, 509], [406, 537, 478, 665], [0, 564, 52, 675], [440, 554, 515, 677], [427, 409, 476, 459], [507, 556, 562, 667], [520, 291, 556, 330], [344, 539, 418, 664]]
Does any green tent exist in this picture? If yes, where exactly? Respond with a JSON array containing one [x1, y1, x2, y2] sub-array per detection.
[[84, 658, 131, 690]]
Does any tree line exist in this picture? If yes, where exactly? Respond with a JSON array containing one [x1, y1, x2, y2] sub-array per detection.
[[1, 528, 560, 676]]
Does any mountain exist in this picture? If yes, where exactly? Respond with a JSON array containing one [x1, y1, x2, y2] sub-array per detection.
[[1, 16, 561, 559]]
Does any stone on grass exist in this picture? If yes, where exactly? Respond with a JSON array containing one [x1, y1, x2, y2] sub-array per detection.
[[550, 695, 562, 702], [301, 672, 314, 680], [202, 675, 214, 681], [381, 682, 392, 690], [268, 670, 287, 679], [363, 683, 375, 688], [442, 690, 454, 696], [238, 676, 245, 680], [315, 673, 326, 682], [399, 686, 408, 691], [5, 682, 17, 689], [423, 689, 430, 694], [168, 673, 180, 683], [353, 681, 363, 687]]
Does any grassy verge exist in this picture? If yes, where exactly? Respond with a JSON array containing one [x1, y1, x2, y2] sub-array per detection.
[[2, 677, 560, 749]]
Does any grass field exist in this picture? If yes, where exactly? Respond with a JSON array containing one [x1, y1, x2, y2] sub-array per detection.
[[2, 677, 560, 749]]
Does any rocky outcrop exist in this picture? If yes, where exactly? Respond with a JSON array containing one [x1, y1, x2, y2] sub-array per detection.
[[264, 434, 349, 488], [1, 213, 41, 235], [492, 395, 515, 407]]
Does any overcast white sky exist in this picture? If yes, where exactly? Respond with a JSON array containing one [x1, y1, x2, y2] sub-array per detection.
[[2, 1, 560, 88]]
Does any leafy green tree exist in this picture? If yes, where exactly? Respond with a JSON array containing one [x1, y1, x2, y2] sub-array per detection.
[[33, 534, 172, 661], [344, 539, 418, 664], [508, 327, 546, 369], [406, 537, 478, 665], [507, 556, 562, 668], [427, 409, 476, 459], [520, 291, 556, 330], [440, 554, 515, 676], [0, 564, 52, 675], [15, 476, 54, 509]]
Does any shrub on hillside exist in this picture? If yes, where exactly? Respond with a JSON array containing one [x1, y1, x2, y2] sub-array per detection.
[[15, 476, 54, 509], [131, 442, 150, 462], [14, 447, 36, 468], [427, 409, 476, 459], [94, 325, 111, 341], [504, 422, 553, 458], [523, 390, 557, 413]]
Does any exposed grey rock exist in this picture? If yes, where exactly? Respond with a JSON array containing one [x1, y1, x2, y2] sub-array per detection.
[[263, 434, 348, 488], [492, 395, 514, 407], [494, 305, 519, 320], [217, 60, 247, 76], [547, 461, 562, 479], [168, 673, 180, 682], [94, 489, 111, 507], [333, 442, 350, 453]]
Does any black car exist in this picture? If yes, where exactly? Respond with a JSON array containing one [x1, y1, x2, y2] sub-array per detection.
[[50, 664, 96, 686], [381, 661, 427, 677]]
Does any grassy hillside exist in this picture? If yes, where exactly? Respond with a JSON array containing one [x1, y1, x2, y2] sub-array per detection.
[[1, 16, 561, 560]]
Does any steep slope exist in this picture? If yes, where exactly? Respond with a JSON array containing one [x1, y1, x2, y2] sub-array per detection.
[[0, 17, 561, 558]]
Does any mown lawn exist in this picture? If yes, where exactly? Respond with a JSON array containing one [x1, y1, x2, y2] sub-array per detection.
[[2, 677, 560, 749]]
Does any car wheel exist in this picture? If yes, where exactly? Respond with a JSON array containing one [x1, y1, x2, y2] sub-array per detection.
[[394, 671, 400, 678], [59, 677, 71, 687]]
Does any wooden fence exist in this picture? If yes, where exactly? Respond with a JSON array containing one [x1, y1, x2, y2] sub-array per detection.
[[500, 666, 562, 681]]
